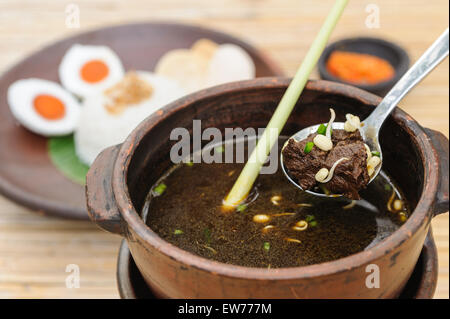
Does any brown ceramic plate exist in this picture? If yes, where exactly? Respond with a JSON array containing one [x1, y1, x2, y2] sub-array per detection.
[[0, 22, 283, 220]]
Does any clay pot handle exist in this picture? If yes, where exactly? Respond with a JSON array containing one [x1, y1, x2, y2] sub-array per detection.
[[86, 144, 125, 235], [424, 128, 449, 216]]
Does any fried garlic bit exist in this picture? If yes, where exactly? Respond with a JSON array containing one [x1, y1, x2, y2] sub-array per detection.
[[104, 71, 153, 114], [344, 114, 361, 132]]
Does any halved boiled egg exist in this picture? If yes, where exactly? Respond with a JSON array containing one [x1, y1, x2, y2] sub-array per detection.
[[59, 44, 124, 99], [7, 78, 81, 136]]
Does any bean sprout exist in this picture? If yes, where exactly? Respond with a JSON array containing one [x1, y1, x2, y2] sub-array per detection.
[[393, 199, 404, 211], [387, 189, 396, 213], [367, 156, 381, 176], [344, 114, 360, 132], [262, 225, 275, 233], [271, 195, 281, 205], [313, 134, 333, 151], [342, 200, 357, 209], [272, 212, 296, 217], [364, 144, 372, 161], [293, 220, 308, 231], [285, 238, 302, 244], [319, 185, 331, 195], [326, 108, 336, 139], [315, 167, 329, 182], [317, 157, 349, 183], [399, 212, 407, 222], [202, 245, 217, 254], [368, 156, 381, 169], [253, 214, 271, 223], [297, 203, 313, 207]]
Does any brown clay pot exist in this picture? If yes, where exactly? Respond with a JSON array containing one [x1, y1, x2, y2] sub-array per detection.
[[86, 78, 449, 298]]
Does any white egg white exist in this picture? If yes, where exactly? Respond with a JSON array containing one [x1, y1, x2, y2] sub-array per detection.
[[59, 44, 124, 99], [75, 71, 185, 165], [7, 78, 81, 136]]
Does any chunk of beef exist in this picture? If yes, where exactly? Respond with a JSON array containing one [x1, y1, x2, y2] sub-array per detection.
[[282, 129, 370, 199]]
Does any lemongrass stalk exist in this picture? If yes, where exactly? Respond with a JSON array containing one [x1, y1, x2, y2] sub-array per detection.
[[223, 0, 348, 209]]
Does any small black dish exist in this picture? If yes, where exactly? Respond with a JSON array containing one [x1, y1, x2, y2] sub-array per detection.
[[116, 230, 438, 299], [318, 37, 410, 96]]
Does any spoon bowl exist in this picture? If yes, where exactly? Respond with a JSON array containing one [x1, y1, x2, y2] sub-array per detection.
[[281, 28, 448, 198], [280, 121, 382, 198]]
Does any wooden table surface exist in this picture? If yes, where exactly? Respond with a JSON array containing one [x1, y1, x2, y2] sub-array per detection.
[[0, 0, 448, 299]]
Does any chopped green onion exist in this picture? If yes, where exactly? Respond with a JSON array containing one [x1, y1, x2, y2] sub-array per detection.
[[236, 204, 247, 212], [305, 215, 315, 222], [371, 151, 380, 157], [384, 184, 392, 191], [263, 242, 270, 252], [317, 124, 327, 135], [304, 142, 315, 154], [203, 228, 212, 244], [153, 183, 167, 195], [174, 229, 183, 235], [309, 220, 318, 227], [186, 161, 194, 167]]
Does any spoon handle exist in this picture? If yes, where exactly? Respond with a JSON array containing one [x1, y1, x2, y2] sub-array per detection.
[[364, 28, 449, 132]]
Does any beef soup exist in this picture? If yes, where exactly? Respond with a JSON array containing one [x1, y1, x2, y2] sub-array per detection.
[[86, 79, 448, 298], [143, 137, 409, 268]]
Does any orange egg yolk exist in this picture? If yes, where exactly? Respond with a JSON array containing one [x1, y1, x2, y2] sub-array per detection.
[[33, 94, 66, 120], [80, 59, 109, 83]]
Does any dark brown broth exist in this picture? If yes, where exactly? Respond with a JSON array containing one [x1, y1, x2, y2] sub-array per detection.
[[143, 137, 409, 268]]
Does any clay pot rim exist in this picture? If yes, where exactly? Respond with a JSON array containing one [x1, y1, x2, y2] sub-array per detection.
[[113, 77, 438, 280]]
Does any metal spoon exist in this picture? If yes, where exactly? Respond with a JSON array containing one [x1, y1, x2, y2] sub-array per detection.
[[281, 28, 449, 198]]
